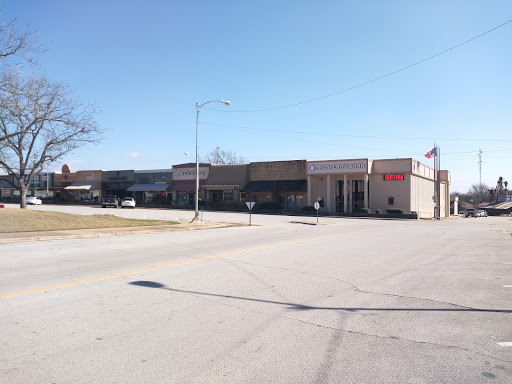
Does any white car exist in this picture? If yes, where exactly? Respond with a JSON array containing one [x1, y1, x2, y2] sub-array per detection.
[[26, 196, 42, 205], [121, 197, 136, 208]]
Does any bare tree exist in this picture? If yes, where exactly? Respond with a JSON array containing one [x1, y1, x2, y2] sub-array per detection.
[[1, 18, 43, 144], [464, 183, 491, 206], [200, 148, 247, 165], [0, 18, 40, 63], [0, 72, 102, 208]]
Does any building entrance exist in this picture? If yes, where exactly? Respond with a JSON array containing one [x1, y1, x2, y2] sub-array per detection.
[[337, 180, 367, 212]]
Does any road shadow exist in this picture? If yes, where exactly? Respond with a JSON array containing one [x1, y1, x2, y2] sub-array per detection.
[[129, 281, 512, 313]]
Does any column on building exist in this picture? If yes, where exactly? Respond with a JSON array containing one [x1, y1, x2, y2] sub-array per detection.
[[343, 174, 347, 213], [307, 175, 312, 206], [326, 174, 332, 214], [444, 182, 451, 217], [348, 178, 352, 213], [364, 174, 369, 209]]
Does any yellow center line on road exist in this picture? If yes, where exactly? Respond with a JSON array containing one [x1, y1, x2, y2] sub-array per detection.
[[1, 226, 391, 300]]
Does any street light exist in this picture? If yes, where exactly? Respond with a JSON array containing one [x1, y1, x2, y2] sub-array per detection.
[[192, 99, 231, 222]]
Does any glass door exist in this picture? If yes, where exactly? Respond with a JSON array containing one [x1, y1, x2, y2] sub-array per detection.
[[352, 180, 364, 210], [337, 181, 345, 212]]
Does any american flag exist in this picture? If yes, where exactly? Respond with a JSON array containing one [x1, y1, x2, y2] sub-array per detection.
[[424, 147, 437, 159]]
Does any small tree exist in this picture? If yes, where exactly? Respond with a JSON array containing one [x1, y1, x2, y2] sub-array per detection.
[[0, 72, 101, 208], [200, 148, 247, 165]]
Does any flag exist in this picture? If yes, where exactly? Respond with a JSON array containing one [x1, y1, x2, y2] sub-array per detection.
[[424, 147, 437, 159]]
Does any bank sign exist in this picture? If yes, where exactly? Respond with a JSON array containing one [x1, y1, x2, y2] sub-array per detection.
[[308, 161, 366, 174]]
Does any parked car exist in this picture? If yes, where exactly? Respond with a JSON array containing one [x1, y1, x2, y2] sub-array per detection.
[[459, 211, 465, 215], [465, 208, 477, 218], [121, 197, 136, 209], [477, 210, 488, 217], [26, 196, 42, 205], [101, 195, 118, 208]]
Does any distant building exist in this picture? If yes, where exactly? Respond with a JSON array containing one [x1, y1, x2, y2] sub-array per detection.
[[483, 177, 512, 215]]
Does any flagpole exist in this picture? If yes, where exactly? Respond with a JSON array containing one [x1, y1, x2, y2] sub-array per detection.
[[434, 142, 437, 219], [438, 146, 441, 218]]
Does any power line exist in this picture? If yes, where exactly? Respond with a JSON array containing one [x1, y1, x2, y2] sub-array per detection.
[[206, 19, 512, 113], [202, 121, 512, 142]]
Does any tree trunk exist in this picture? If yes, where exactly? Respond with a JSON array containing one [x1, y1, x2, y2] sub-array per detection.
[[20, 186, 27, 209]]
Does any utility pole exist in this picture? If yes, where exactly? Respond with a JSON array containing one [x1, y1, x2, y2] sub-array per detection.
[[216, 146, 220, 164], [478, 149, 483, 205], [478, 148, 482, 186]]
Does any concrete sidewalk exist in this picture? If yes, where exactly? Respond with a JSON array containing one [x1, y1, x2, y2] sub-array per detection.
[[0, 221, 243, 244]]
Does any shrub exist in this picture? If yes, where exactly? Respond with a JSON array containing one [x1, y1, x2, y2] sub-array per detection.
[[386, 208, 406, 214], [353, 207, 370, 214], [375, 209, 382, 214]]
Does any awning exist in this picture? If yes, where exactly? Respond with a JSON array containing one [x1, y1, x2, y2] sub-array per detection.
[[205, 184, 239, 190], [103, 183, 132, 191], [127, 184, 169, 192], [167, 180, 206, 192], [65, 181, 100, 190], [242, 180, 307, 193]]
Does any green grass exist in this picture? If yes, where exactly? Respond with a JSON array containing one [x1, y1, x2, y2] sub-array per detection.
[[0, 209, 179, 233]]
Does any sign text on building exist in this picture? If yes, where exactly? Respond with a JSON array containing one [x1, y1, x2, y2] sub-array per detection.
[[309, 163, 365, 172], [384, 174, 404, 181]]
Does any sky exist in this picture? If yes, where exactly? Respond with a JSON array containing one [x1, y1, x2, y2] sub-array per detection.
[[2, 1, 511, 193]]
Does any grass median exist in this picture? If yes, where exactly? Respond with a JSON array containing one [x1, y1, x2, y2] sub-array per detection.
[[0, 209, 180, 233]]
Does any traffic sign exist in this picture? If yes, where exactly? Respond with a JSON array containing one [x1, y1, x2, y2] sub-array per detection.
[[246, 202, 255, 226]]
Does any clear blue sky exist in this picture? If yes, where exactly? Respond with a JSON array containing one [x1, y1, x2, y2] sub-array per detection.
[[3, 1, 511, 192]]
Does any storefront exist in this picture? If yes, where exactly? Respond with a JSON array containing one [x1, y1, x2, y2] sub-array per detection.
[[242, 180, 307, 211], [307, 158, 450, 218], [102, 170, 134, 200], [168, 163, 209, 206], [128, 169, 172, 205], [242, 160, 307, 212], [52, 164, 77, 200], [65, 170, 102, 201], [203, 164, 248, 205]]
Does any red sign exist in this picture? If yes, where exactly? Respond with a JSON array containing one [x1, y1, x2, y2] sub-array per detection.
[[384, 174, 404, 181]]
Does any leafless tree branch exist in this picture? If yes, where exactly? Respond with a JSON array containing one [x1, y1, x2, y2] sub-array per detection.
[[200, 148, 247, 165], [0, 72, 102, 208]]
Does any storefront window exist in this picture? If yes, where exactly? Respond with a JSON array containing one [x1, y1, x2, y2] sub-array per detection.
[[177, 192, 188, 205], [287, 195, 295, 210], [296, 195, 304, 209], [79, 190, 94, 201], [224, 191, 233, 201], [211, 191, 223, 202]]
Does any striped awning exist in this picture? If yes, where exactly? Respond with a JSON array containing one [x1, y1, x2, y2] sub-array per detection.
[[64, 181, 100, 190]]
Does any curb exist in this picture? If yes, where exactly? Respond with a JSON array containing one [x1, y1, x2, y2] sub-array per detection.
[[0, 223, 243, 244]]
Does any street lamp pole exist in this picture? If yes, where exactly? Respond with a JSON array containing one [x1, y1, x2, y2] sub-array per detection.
[[193, 99, 231, 222]]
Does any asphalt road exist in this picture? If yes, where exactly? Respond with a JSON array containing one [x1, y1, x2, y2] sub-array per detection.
[[1, 205, 511, 383]]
